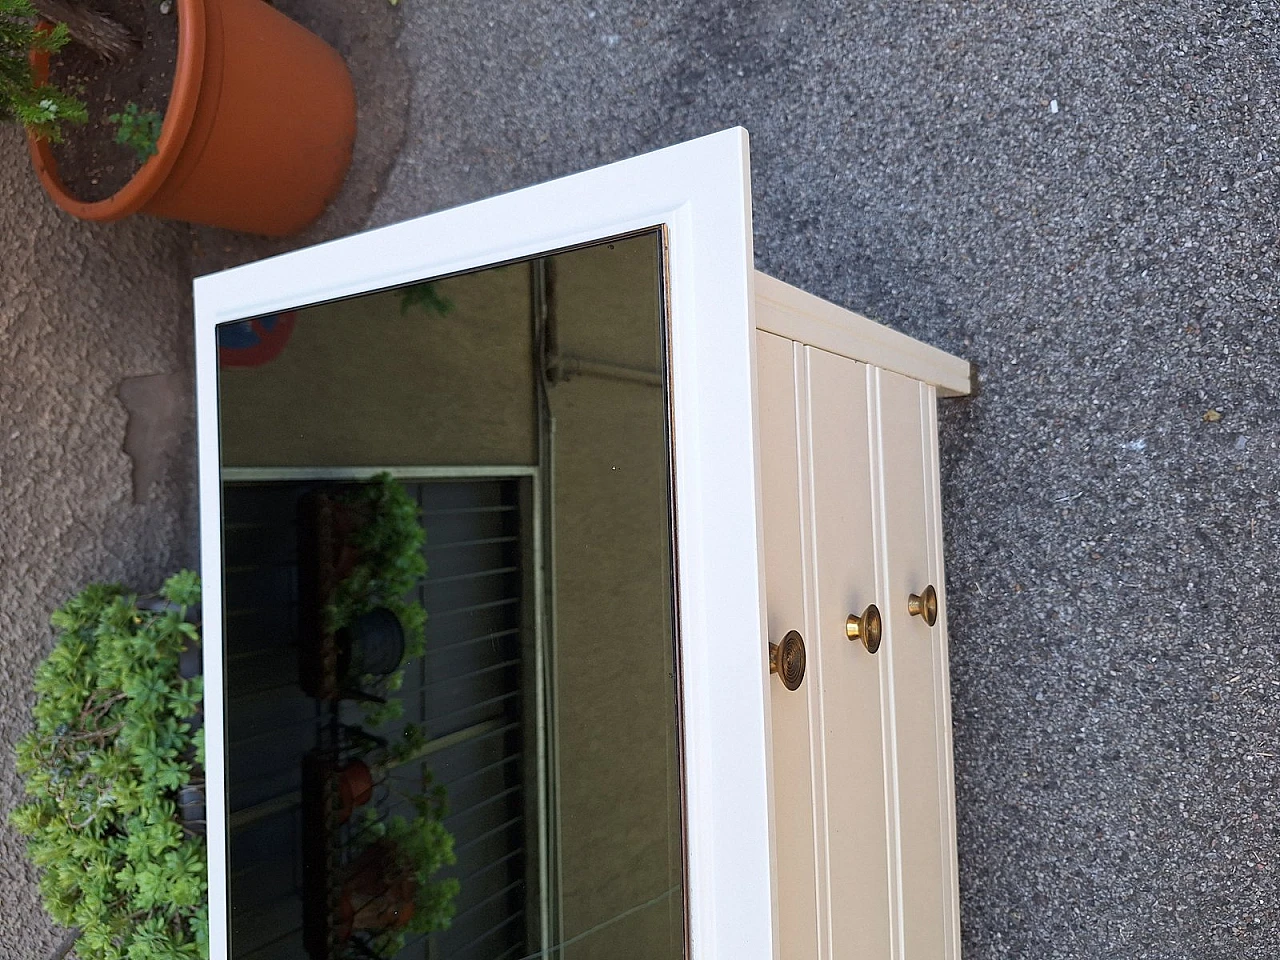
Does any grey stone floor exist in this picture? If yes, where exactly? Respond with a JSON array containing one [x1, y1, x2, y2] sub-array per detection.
[[3, 0, 1278, 957]]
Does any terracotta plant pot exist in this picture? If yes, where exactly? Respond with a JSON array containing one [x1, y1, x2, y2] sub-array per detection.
[[336, 758, 374, 824], [336, 840, 416, 941], [27, 0, 356, 235]]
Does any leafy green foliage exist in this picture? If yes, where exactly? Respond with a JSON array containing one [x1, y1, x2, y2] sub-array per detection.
[[384, 720, 429, 768], [11, 572, 208, 960], [352, 778, 459, 957], [0, 0, 87, 141], [108, 101, 162, 161], [398, 281, 453, 318], [327, 474, 428, 723]]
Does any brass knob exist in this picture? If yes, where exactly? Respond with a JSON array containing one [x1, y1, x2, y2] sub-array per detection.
[[908, 584, 938, 626], [845, 604, 882, 654], [769, 630, 806, 691]]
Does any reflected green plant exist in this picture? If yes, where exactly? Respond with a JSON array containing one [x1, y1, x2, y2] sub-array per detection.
[[327, 473, 428, 724], [398, 281, 453, 318], [350, 770, 460, 958]]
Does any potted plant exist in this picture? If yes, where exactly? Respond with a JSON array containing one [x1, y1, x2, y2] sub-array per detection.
[[300, 473, 428, 724], [0, 2, 85, 135], [10, 571, 208, 960], [1, 0, 355, 235], [302, 725, 458, 960], [339, 784, 461, 957]]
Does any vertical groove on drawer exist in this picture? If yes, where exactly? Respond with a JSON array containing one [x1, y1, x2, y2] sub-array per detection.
[[756, 330, 821, 960], [795, 344, 831, 960], [804, 345, 895, 960], [871, 366, 908, 960], [879, 368, 948, 960]]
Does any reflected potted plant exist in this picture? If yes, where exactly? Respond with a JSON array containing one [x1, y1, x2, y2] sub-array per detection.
[[1, 0, 355, 235], [303, 722, 459, 960], [339, 781, 461, 957], [300, 473, 428, 724], [9, 571, 208, 960]]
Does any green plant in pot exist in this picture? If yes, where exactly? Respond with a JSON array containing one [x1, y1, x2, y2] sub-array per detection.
[[10, 571, 208, 960], [342, 777, 460, 957], [2, 0, 356, 234], [327, 473, 428, 726], [0, 0, 85, 139]]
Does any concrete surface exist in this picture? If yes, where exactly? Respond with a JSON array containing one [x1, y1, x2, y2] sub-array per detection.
[[3, 0, 1279, 957], [0, 0, 408, 952], [0, 124, 197, 957]]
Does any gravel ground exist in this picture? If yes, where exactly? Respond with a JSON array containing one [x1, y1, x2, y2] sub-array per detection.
[[371, 1, 1279, 957]]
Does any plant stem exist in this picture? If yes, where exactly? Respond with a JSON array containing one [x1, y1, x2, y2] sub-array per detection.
[[83, 692, 127, 720], [49, 927, 80, 960], [29, 0, 134, 60]]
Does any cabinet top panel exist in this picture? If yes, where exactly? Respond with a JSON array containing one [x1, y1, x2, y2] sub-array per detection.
[[754, 272, 973, 397]]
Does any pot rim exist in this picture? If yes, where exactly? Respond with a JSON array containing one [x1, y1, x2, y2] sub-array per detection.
[[25, 0, 208, 221]]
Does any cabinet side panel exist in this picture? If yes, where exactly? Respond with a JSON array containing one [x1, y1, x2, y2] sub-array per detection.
[[877, 370, 948, 960], [804, 348, 894, 960], [757, 331, 822, 960], [924, 386, 962, 959]]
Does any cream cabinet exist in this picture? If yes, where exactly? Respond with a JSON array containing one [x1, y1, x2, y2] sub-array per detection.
[[194, 128, 970, 960], [755, 275, 968, 960]]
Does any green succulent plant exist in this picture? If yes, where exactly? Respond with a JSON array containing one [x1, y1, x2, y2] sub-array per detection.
[[108, 101, 162, 161], [10, 571, 208, 960]]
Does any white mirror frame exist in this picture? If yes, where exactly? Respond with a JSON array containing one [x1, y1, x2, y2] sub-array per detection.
[[194, 128, 773, 960]]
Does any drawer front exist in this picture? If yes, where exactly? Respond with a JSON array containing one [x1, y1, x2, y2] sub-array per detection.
[[876, 368, 951, 960], [757, 331, 822, 960], [804, 347, 894, 960]]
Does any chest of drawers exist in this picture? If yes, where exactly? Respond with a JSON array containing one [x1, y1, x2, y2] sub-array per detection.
[[194, 128, 970, 960]]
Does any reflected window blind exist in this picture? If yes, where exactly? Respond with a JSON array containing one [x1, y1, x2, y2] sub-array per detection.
[[223, 478, 532, 960]]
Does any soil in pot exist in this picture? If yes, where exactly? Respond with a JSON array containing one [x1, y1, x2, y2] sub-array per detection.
[[47, 0, 178, 202]]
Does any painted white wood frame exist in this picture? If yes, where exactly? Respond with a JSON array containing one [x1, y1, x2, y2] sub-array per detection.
[[195, 129, 767, 960]]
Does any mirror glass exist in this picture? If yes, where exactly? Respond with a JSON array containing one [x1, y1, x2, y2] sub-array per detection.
[[215, 231, 685, 960]]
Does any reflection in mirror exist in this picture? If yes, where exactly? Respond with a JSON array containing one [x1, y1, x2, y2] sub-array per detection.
[[216, 232, 684, 960]]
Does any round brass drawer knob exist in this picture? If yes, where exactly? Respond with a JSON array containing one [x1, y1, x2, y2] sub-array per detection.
[[908, 584, 938, 627], [846, 603, 882, 654], [769, 630, 806, 691]]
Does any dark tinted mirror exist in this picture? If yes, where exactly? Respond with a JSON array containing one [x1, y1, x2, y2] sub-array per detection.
[[215, 231, 685, 960]]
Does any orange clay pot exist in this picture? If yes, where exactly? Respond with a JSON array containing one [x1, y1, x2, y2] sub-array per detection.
[[27, 0, 356, 236]]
